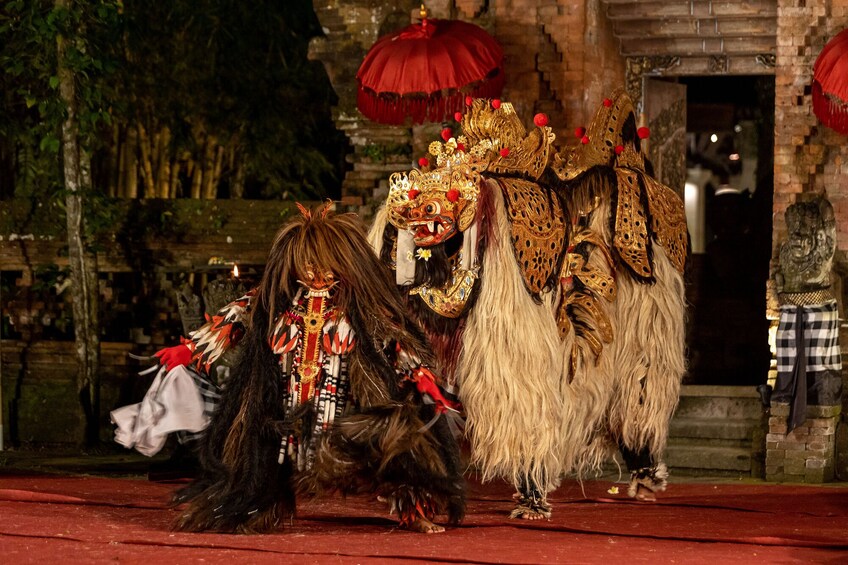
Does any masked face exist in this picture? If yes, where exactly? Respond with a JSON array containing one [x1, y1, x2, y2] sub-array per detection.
[[387, 165, 480, 247], [394, 193, 464, 247], [300, 264, 337, 294]]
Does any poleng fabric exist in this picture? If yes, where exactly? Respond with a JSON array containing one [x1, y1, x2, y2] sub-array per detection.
[[774, 299, 841, 431]]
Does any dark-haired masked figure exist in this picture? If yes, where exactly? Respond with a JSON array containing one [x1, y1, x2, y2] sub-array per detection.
[[170, 203, 464, 534]]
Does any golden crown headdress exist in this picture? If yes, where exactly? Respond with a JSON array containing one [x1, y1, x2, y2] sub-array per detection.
[[387, 98, 556, 230]]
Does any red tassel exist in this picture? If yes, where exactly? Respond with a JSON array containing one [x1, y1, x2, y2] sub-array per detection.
[[813, 80, 848, 135]]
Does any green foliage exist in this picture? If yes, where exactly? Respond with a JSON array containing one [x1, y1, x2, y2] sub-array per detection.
[[0, 0, 121, 236], [0, 0, 120, 148], [114, 0, 344, 199], [30, 263, 70, 293], [0, 0, 345, 202]]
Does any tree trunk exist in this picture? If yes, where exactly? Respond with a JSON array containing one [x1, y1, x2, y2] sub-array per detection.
[[107, 124, 119, 197], [168, 160, 181, 198], [124, 125, 138, 198], [137, 121, 156, 198], [231, 155, 246, 199], [201, 135, 217, 199], [156, 126, 171, 198], [56, 0, 102, 446]]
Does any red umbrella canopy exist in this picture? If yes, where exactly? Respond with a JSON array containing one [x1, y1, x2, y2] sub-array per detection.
[[356, 18, 504, 125], [813, 28, 848, 135]]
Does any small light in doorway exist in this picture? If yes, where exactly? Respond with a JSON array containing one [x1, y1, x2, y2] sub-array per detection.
[[734, 124, 743, 133], [710, 133, 718, 143], [729, 153, 740, 161], [232, 264, 240, 278]]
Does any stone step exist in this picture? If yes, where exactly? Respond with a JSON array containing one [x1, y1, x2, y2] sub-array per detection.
[[665, 441, 752, 472], [669, 417, 759, 441], [674, 385, 764, 420]]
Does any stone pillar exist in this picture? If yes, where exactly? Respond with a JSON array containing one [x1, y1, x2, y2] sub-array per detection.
[[766, 403, 840, 482], [772, 0, 848, 480], [309, 1, 419, 208]]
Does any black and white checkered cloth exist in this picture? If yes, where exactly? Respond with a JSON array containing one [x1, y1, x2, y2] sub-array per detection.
[[177, 367, 222, 444], [776, 299, 842, 375]]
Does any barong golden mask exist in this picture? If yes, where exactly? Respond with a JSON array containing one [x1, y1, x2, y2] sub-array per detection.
[[388, 98, 555, 247], [388, 166, 479, 247]]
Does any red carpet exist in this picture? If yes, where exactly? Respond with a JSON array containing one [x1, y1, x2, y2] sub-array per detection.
[[1, 473, 847, 563]]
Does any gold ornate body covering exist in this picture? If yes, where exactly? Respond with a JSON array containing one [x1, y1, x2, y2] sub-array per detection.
[[369, 90, 688, 518], [553, 90, 688, 497]]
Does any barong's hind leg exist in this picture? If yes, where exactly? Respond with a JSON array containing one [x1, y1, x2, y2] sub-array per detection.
[[510, 472, 552, 520], [620, 444, 668, 502]]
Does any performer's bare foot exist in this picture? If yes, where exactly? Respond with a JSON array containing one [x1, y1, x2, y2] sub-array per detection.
[[405, 516, 445, 533], [509, 494, 552, 520], [511, 507, 549, 520], [634, 484, 657, 502]]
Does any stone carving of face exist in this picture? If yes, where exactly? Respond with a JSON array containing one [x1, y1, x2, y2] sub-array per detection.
[[778, 198, 836, 292]]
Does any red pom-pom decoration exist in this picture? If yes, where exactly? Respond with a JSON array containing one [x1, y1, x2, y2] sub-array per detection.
[[417, 157, 429, 168], [581, 135, 590, 145], [492, 99, 501, 109], [457, 142, 465, 152], [603, 98, 613, 108], [441, 128, 453, 141], [446, 188, 460, 202], [614, 145, 624, 155], [499, 147, 510, 157], [574, 126, 586, 138], [408, 188, 420, 200], [454, 112, 463, 122], [465, 95, 473, 106], [637, 126, 650, 139], [533, 113, 549, 127]]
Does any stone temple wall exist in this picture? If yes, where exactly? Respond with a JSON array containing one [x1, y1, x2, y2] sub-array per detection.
[[309, 0, 626, 207]]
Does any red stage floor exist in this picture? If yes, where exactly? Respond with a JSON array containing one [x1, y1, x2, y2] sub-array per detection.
[[1, 472, 847, 564]]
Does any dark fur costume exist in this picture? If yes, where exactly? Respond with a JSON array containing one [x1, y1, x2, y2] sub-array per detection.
[[174, 205, 464, 533]]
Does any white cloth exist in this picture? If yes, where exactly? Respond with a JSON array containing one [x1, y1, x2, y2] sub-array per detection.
[[111, 365, 209, 456], [396, 229, 416, 286]]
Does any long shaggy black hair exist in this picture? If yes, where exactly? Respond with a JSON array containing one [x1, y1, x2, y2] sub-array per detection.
[[174, 203, 464, 533]]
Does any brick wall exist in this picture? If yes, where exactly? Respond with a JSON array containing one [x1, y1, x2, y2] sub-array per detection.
[[773, 0, 848, 480], [491, 0, 625, 144], [773, 1, 848, 242], [310, 0, 419, 204]]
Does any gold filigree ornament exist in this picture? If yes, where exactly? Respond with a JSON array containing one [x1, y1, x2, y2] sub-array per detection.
[[497, 177, 566, 295], [461, 99, 556, 180], [388, 97, 557, 235], [642, 175, 687, 275], [552, 88, 642, 182], [409, 265, 480, 319], [614, 168, 653, 280]]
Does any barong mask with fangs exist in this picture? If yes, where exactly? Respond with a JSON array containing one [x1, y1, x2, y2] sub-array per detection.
[[298, 263, 338, 297], [388, 160, 480, 248], [386, 138, 484, 319], [385, 100, 558, 320]]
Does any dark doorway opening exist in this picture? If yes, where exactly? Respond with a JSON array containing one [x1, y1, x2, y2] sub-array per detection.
[[682, 75, 775, 386]]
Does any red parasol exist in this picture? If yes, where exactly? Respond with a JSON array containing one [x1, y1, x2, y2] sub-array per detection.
[[812, 28, 848, 135], [356, 17, 504, 125]]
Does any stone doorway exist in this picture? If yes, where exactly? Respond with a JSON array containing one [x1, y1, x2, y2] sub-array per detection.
[[682, 75, 776, 386]]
